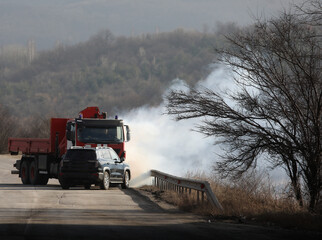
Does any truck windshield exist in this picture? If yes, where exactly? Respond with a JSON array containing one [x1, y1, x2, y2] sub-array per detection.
[[65, 150, 97, 161], [77, 126, 123, 143]]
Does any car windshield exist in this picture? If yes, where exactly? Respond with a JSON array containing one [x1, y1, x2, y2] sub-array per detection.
[[64, 150, 97, 161], [77, 126, 123, 143]]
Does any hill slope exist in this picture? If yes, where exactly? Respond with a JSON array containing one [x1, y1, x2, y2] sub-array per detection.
[[0, 30, 221, 117]]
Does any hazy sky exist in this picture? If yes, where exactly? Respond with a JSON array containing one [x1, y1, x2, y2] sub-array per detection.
[[0, 0, 304, 49]]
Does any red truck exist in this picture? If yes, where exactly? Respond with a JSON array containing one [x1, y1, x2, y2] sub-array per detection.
[[8, 106, 130, 185]]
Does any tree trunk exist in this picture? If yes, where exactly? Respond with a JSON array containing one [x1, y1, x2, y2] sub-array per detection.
[[291, 177, 303, 207]]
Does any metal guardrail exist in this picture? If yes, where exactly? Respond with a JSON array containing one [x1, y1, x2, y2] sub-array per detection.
[[150, 169, 223, 211]]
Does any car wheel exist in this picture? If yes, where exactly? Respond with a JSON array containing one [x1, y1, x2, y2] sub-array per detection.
[[100, 171, 110, 190], [84, 184, 91, 190], [60, 181, 70, 190], [121, 171, 130, 189], [61, 185, 69, 190], [21, 161, 30, 184], [59, 177, 69, 189], [39, 175, 49, 185]]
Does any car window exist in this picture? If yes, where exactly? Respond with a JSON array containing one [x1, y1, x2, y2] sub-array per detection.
[[109, 149, 119, 160], [102, 149, 112, 160], [65, 150, 96, 161], [96, 149, 103, 159]]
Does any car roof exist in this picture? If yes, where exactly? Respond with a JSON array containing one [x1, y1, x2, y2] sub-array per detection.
[[69, 146, 112, 151]]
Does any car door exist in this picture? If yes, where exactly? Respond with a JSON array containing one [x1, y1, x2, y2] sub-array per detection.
[[100, 149, 117, 181], [108, 149, 124, 181], [97, 149, 107, 169]]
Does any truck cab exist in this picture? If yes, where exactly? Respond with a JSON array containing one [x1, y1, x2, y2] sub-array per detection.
[[66, 118, 130, 160]]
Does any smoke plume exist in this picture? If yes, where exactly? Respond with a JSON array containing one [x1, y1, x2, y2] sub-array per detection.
[[123, 67, 232, 183], [124, 66, 287, 187]]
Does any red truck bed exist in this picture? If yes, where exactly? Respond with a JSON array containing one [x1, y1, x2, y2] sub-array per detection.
[[8, 118, 69, 156], [8, 138, 51, 154]]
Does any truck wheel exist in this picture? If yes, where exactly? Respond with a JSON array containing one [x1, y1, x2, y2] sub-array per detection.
[[29, 160, 41, 185], [21, 161, 30, 184], [100, 171, 110, 190], [121, 171, 130, 189]]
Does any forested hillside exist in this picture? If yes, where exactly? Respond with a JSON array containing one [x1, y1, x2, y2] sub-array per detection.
[[0, 29, 224, 118]]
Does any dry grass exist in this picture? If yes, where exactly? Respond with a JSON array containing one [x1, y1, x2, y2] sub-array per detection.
[[139, 170, 322, 231]]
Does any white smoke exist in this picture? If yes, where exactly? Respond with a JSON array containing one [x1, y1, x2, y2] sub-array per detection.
[[124, 66, 287, 187], [123, 67, 230, 182]]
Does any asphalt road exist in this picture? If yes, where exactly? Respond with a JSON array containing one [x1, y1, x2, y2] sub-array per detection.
[[0, 154, 320, 240]]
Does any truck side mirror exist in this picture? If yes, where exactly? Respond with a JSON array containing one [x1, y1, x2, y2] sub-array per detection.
[[125, 125, 131, 142], [114, 158, 124, 164], [66, 122, 75, 142], [120, 151, 126, 162]]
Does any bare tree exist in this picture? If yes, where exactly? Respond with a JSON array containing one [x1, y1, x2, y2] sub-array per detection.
[[166, 3, 321, 211], [17, 116, 50, 139], [296, 0, 322, 26], [0, 105, 16, 153]]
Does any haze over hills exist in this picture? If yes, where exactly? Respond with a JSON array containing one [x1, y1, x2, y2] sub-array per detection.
[[0, 0, 307, 133], [0, 29, 222, 117], [0, 0, 303, 49]]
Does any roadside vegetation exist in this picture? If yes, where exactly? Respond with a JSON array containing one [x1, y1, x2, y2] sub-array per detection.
[[0, 104, 50, 153], [141, 170, 322, 231], [166, 0, 321, 212]]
